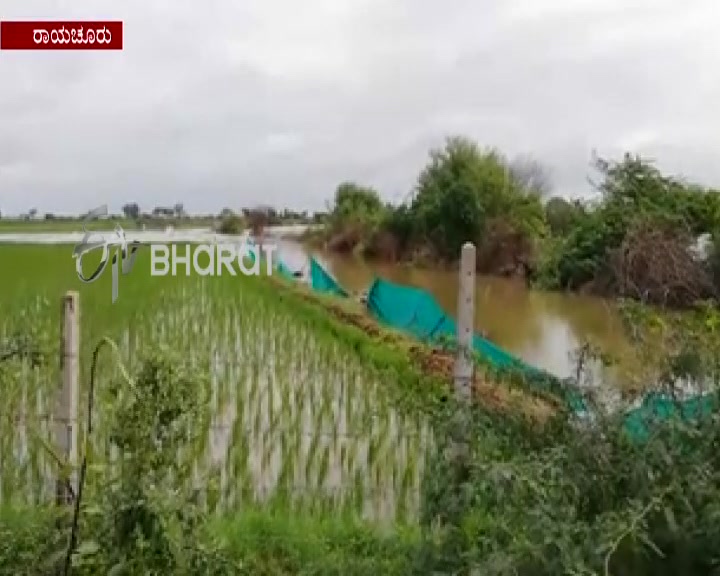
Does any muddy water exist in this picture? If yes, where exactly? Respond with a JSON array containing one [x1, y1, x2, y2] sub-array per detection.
[[274, 238, 640, 390]]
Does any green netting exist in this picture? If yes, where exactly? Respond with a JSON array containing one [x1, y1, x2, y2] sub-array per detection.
[[623, 392, 719, 441], [364, 276, 587, 412], [364, 277, 453, 341], [276, 259, 296, 280], [365, 276, 527, 364], [309, 257, 348, 297]]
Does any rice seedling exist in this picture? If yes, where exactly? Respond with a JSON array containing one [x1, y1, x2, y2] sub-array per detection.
[[0, 244, 433, 524], [5, 245, 720, 574]]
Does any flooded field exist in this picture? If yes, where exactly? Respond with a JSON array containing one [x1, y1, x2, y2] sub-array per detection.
[[0, 243, 430, 522], [274, 239, 638, 389], [0, 226, 653, 522]]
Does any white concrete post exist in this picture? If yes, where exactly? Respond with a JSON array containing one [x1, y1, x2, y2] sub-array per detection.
[[454, 242, 476, 402], [56, 291, 79, 504]]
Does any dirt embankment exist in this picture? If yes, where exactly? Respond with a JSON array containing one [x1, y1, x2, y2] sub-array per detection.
[[269, 274, 556, 424]]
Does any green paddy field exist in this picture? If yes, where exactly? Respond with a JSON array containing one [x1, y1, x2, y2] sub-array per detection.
[[0, 244, 432, 518], [0, 243, 443, 574], [2, 243, 720, 576]]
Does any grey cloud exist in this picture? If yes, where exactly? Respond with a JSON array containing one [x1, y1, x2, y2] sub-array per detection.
[[1, 0, 719, 215]]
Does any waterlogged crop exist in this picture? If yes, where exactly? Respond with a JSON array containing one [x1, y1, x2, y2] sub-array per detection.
[[0, 246, 433, 524], [4, 244, 720, 575]]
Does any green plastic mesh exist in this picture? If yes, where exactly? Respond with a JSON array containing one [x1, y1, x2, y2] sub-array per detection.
[[364, 276, 587, 411], [276, 259, 296, 280], [623, 392, 718, 440], [309, 257, 348, 297]]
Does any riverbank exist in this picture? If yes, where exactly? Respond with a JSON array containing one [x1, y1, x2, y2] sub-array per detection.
[[266, 270, 559, 422], [306, 223, 720, 305], [303, 226, 529, 276]]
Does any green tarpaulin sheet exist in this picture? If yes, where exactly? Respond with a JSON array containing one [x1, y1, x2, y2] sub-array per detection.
[[623, 391, 718, 441], [276, 259, 296, 280], [365, 276, 587, 412], [309, 257, 348, 297]]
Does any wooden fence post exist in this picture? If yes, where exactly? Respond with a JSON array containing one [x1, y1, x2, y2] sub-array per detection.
[[55, 291, 79, 504], [454, 242, 476, 403]]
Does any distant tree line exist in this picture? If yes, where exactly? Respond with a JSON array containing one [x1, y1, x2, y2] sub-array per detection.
[[0, 203, 323, 228]]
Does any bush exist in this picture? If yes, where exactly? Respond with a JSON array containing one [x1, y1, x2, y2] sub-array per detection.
[[0, 507, 66, 575], [608, 220, 716, 307], [543, 154, 720, 302], [217, 214, 244, 235], [418, 303, 720, 575]]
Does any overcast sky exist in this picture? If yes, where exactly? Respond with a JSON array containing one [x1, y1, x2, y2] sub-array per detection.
[[1, 0, 718, 215]]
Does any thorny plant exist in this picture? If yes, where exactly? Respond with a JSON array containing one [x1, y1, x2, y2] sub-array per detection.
[[417, 301, 720, 576]]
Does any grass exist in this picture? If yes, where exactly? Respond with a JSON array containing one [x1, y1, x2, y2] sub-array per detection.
[[0, 242, 441, 572], [208, 509, 420, 574], [0, 504, 420, 576]]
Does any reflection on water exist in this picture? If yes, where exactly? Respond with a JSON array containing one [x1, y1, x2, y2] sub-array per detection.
[[273, 237, 638, 389]]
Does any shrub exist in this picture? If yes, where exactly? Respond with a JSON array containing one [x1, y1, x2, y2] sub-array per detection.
[[217, 214, 244, 235]]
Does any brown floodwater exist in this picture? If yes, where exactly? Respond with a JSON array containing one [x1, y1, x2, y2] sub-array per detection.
[[274, 238, 644, 391]]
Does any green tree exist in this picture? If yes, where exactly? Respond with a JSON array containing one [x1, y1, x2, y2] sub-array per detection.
[[332, 182, 383, 218], [329, 182, 385, 233], [545, 196, 583, 236], [548, 153, 720, 296], [412, 135, 544, 260], [412, 137, 496, 258]]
